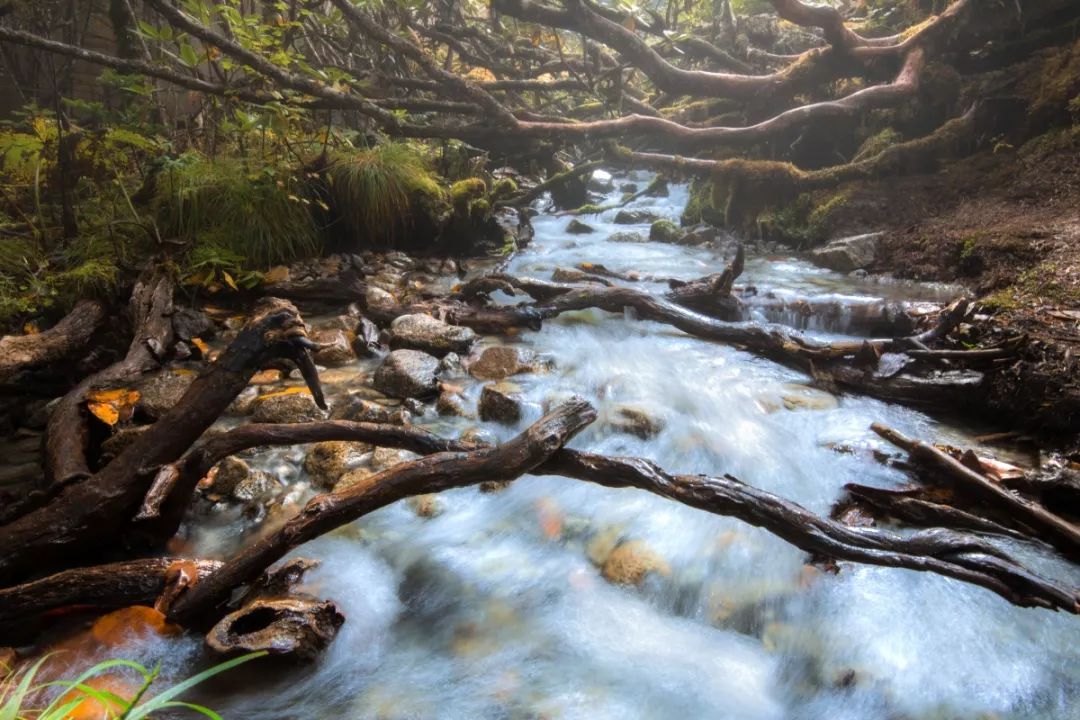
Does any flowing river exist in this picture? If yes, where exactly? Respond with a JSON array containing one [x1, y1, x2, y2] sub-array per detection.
[[99, 174, 1080, 719]]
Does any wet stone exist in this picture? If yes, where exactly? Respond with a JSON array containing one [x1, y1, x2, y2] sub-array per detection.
[[609, 405, 665, 439], [407, 493, 444, 518], [467, 346, 537, 380], [331, 396, 408, 425], [371, 447, 420, 471], [389, 314, 476, 357], [232, 469, 280, 503], [373, 349, 440, 399], [312, 329, 356, 367], [205, 456, 254, 497], [601, 540, 670, 586], [479, 382, 524, 424], [606, 230, 647, 243], [251, 390, 325, 424], [137, 370, 196, 420], [304, 441, 371, 489], [436, 390, 472, 418], [566, 219, 595, 235], [613, 209, 659, 225], [335, 466, 376, 493], [649, 219, 684, 244]]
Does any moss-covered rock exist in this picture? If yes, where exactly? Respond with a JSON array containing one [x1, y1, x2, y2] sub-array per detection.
[[649, 219, 683, 244]]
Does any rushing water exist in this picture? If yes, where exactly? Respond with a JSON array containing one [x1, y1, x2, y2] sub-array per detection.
[[105, 174, 1080, 719]]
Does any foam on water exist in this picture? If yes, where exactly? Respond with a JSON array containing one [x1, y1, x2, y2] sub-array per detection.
[[158, 173, 1080, 719]]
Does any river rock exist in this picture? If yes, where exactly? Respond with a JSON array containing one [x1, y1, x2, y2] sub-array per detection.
[[232, 468, 280, 503], [620, 182, 639, 193], [609, 405, 665, 439], [100, 425, 151, 462], [780, 384, 839, 412], [312, 329, 356, 367], [365, 285, 396, 308], [461, 427, 497, 446], [811, 232, 883, 272], [649, 219, 684, 244], [389, 314, 476, 357], [335, 466, 376, 493], [479, 382, 524, 424], [251, 390, 325, 424], [436, 390, 472, 418], [304, 441, 371, 489], [680, 223, 719, 246], [614, 209, 659, 224], [204, 456, 254, 497], [373, 349, 440, 398], [601, 540, 670, 586], [332, 396, 408, 425], [566, 219, 595, 235], [407, 493, 444, 518], [137, 371, 196, 419], [606, 230, 647, 243], [372, 447, 420, 471], [467, 346, 537, 380], [172, 307, 216, 342]]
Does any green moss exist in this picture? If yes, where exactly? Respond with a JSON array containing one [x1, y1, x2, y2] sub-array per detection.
[[450, 177, 487, 207], [490, 177, 518, 200], [467, 198, 491, 221], [649, 219, 682, 244], [806, 189, 850, 234], [853, 128, 903, 162]]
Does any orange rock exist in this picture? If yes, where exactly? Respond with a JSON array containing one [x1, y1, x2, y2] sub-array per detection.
[[62, 673, 139, 720], [90, 606, 180, 647]]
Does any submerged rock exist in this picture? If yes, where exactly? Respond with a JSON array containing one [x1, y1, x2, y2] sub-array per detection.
[[331, 396, 408, 425], [373, 349, 440, 398], [609, 404, 665, 439], [811, 232, 883, 272], [601, 540, 670, 586], [251, 390, 325, 424], [371, 446, 420, 471], [613, 209, 659, 225], [407, 493, 444, 518], [304, 441, 371, 489], [436, 390, 472, 418], [479, 382, 524, 424], [606, 230, 647, 243], [389, 314, 476, 357], [335, 466, 376, 493], [566, 218, 595, 235]]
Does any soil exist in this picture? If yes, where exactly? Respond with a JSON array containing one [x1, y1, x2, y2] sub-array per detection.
[[823, 126, 1080, 437]]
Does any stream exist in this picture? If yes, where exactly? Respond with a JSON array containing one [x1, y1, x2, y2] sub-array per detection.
[[100, 174, 1080, 719]]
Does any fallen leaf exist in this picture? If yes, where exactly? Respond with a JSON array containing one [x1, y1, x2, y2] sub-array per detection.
[[256, 386, 312, 401], [263, 266, 291, 284], [86, 388, 140, 426], [222, 270, 239, 291], [191, 337, 210, 355], [22, 322, 39, 335], [91, 605, 180, 646]]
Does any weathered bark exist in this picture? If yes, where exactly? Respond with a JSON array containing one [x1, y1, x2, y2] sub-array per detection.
[[46, 273, 175, 487], [167, 399, 598, 625], [872, 424, 1080, 559], [664, 244, 745, 319], [0, 298, 325, 585], [0, 558, 222, 626], [0, 300, 106, 383]]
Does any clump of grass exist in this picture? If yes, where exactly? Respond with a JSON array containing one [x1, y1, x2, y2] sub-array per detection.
[[0, 651, 265, 719], [449, 177, 487, 208], [154, 153, 321, 268], [325, 143, 446, 248]]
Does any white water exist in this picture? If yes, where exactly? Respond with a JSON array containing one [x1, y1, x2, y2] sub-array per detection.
[[113, 175, 1080, 718]]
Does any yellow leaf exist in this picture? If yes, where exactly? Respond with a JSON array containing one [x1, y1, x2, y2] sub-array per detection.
[[580, 262, 594, 270], [86, 388, 140, 426], [191, 337, 210, 355], [22, 322, 39, 335], [255, 386, 311, 401], [222, 271, 239, 291], [262, 266, 291, 285]]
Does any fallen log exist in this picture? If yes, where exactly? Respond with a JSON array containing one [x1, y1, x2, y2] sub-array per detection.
[[872, 423, 1080, 559], [166, 398, 598, 624], [0, 298, 326, 586], [0, 299, 106, 383], [45, 274, 174, 486]]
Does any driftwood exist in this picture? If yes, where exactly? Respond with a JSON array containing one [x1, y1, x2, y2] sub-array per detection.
[[0, 557, 223, 627], [166, 398, 598, 624], [0, 298, 326, 585], [0, 299, 106, 383], [46, 274, 174, 486], [872, 424, 1080, 559]]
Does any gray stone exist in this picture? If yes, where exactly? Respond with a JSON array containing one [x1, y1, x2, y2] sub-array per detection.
[[138, 371, 196, 420], [606, 231, 647, 244], [613, 209, 659, 225], [331, 396, 407, 424], [389, 314, 476, 357], [312, 329, 356, 367], [251, 390, 325, 424], [467, 346, 536, 380], [566, 219, 595, 235], [811, 232, 883, 272], [479, 382, 524, 424], [372, 349, 440, 399]]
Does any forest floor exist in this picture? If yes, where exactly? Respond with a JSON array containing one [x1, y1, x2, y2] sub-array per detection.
[[826, 125, 1080, 435]]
